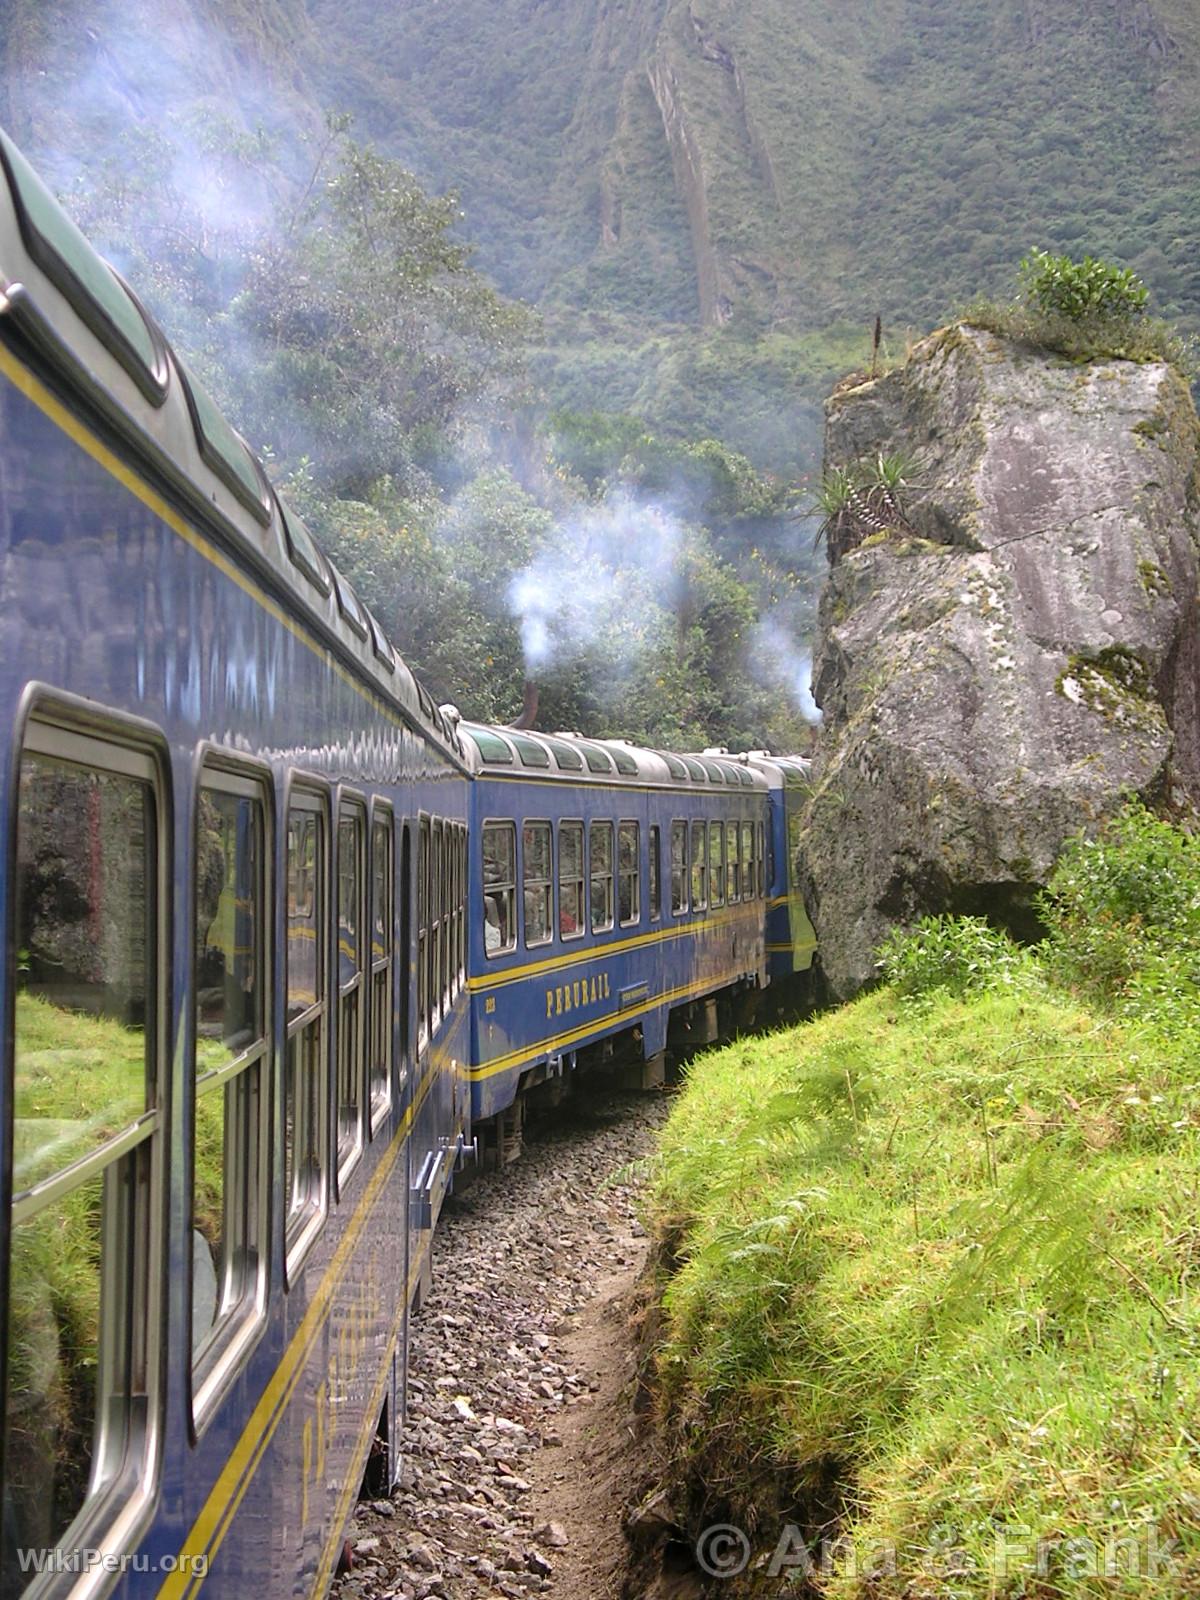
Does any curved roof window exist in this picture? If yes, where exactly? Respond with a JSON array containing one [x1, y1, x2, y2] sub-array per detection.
[[365, 609, 395, 673], [330, 565, 369, 641], [466, 728, 514, 764], [280, 501, 332, 596], [700, 759, 726, 783], [177, 363, 272, 525], [576, 743, 615, 775], [510, 734, 551, 769], [683, 758, 708, 783], [0, 130, 169, 402], [606, 745, 639, 777], [544, 738, 584, 772], [659, 752, 688, 781]]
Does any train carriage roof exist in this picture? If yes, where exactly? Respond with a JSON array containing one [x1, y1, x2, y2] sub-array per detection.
[[459, 722, 770, 792], [0, 125, 463, 765]]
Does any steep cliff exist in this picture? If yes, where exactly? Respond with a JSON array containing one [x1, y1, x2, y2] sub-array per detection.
[[799, 327, 1200, 999]]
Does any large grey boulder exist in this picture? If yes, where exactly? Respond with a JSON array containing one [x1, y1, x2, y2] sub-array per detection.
[[799, 323, 1200, 999]]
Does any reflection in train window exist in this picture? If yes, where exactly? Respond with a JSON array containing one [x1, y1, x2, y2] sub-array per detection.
[[4, 731, 161, 1596], [370, 812, 393, 1128], [649, 825, 661, 922], [618, 822, 639, 926], [337, 803, 365, 1182], [483, 821, 517, 955], [726, 821, 740, 903], [285, 791, 327, 1266], [192, 769, 269, 1412], [523, 821, 553, 948], [709, 822, 724, 909], [690, 820, 707, 912], [589, 821, 614, 933], [741, 821, 754, 903], [670, 821, 687, 915], [558, 821, 584, 940]]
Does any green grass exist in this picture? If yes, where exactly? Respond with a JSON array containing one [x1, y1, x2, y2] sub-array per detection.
[[650, 981, 1200, 1593]]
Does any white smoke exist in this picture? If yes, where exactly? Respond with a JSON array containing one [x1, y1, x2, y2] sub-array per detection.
[[508, 490, 683, 674], [752, 612, 823, 725]]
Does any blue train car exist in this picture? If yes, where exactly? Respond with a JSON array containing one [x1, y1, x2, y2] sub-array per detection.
[[0, 130, 469, 1600], [459, 724, 770, 1136], [740, 753, 818, 985]]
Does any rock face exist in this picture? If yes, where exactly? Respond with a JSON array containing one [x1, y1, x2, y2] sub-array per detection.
[[799, 324, 1200, 999]]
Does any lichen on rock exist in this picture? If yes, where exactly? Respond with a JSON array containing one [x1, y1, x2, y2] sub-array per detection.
[[797, 324, 1200, 999]]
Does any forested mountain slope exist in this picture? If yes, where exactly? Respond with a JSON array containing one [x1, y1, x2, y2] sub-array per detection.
[[302, 0, 1200, 466], [3, 0, 1197, 470]]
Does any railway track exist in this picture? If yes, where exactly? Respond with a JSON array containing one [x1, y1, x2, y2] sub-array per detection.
[[335, 1088, 670, 1600]]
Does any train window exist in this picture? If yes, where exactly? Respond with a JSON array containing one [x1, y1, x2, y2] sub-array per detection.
[[336, 803, 366, 1184], [465, 728, 514, 764], [690, 821, 708, 911], [444, 827, 453, 998], [727, 822, 740, 902], [483, 821, 517, 955], [545, 738, 584, 773], [177, 361, 273, 525], [4, 729, 162, 1594], [618, 822, 640, 926], [523, 821, 553, 948], [285, 791, 328, 1268], [431, 819, 444, 1022], [370, 811, 394, 1129], [649, 825, 662, 922], [670, 821, 687, 914], [331, 566, 370, 642], [452, 825, 462, 990], [758, 822, 766, 896], [0, 128, 168, 401], [192, 768, 270, 1415], [280, 500, 332, 595], [418, 818, 429, 1045], [460, 826, 468, 984], [709, 824, 725, 908], [559, 821, 585, 940], [741, 822, 754, 903], [511, 734, 551, 769], [578, 743, 615, 775], [590, 821, 614, 933]]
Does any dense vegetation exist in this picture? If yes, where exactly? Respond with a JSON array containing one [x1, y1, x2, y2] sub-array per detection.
[[304, 0, 1200, 469], [649, 803, 1200, 1594]]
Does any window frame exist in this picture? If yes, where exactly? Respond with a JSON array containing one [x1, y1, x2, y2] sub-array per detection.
[[558, 820, 585, 942], [369, 804, 394, 1137], [4, 710, 169, 1581], [335, 795, 367, 1193], [617, 820, 640, 927], [709, 820, 725, 909], [522, 818, 554, 950], [589, 819, 615, 934], [482, 819, 518, 959], [741, 820, 754, 903], [690, 819, 708, 913], [726, 820, 740, 904], [417, 815, 430, 1047], [283, 780, 330, 1282], [670, 819, 688, 916], [190, 755, 272, 1431], [649, 824, 662, 923]]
